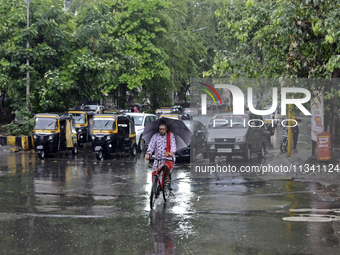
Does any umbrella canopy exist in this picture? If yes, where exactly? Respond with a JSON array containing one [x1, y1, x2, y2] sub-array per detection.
[[142, 117, 191, 150]]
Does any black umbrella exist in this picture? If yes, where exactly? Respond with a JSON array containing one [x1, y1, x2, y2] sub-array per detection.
[[142, 117, 191, 150]]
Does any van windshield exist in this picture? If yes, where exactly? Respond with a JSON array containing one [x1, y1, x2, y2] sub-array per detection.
[[34, 117, 58, 130], [93, 119, 116, 130], [209, 115, 248, 129]]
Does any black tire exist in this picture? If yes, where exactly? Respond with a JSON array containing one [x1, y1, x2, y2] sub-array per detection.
[[139, 137, 146, 152], [280, 141, 287, 153], [190, 147, 196, 162], [150, 176, 158, 210], [163, 182, 170, 202], [96, 150, 103, 160], [72, 144, 78, 155], [208, 153, 215, 162], [258, 145, 265, 159], [131, 144, 137, 157], [38, 150, 45, 159], [244, 147, 251, 161]]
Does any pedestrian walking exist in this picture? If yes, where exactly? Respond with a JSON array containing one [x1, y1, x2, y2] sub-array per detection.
[[292, 124, 299, 149]]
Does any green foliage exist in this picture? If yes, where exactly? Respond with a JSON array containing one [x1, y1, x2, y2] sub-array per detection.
[[212, 0, 340, 81], [4, 108, 34, 136]]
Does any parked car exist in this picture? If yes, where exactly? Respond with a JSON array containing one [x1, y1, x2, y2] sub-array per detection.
[[183, 107, 200, 116], [125, 112, 157, 151], [192, 115, 213, 127], [82, 105, 104, 114], [206, 112, 267, 162], [103, 108, 122, 115], [175, 120, 208, 162], [159, 113, 192, 120], [155, 107, 172, 117]]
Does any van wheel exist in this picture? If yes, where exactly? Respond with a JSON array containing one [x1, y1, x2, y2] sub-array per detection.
[[244, 147, 251, 161], [131, 144, 137, 157], [72, 144, 78, 155], [96, 150, 103, 160], [208, 153, 215, 162]]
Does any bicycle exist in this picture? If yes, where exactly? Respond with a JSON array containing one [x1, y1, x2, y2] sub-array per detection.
[[280, 128, 288, 153], [150, 158, 172, 210]]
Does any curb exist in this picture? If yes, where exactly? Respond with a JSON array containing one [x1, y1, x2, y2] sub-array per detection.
[[0, 135, 34, 151]]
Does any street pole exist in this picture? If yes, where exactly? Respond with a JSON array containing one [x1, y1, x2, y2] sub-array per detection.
[[25, 0, 32, 111], [287, 104, 292, 157]]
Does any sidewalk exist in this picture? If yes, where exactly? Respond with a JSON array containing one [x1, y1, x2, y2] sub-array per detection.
[[272, 144, 340, 185]]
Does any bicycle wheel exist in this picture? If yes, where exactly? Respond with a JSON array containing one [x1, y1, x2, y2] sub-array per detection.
[[280, 140, 287, 153], [150, 175, 158, 210], [163, 182, 170, 202]]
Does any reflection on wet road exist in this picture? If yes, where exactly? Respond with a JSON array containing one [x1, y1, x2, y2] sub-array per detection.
[[1, 137, 340, 254]]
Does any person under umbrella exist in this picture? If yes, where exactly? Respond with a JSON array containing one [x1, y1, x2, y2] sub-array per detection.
[[145, 119, 176, 190]]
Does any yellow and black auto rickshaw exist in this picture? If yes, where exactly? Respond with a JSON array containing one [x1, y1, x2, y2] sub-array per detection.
[[91, 114, 137, 160], [33, 113, 78, 159], [68, 110, 95, 145]]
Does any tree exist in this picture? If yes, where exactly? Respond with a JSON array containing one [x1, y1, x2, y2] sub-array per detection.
[[212, 0, 340, 79], [212, 0, 340, 142]]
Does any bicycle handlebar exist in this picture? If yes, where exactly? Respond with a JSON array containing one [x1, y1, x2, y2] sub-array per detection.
[[154, 157, 174, 162]]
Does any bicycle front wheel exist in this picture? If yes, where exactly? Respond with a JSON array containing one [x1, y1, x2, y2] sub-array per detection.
[[163, 182, 170, 202], [150, 176, 158, 210]]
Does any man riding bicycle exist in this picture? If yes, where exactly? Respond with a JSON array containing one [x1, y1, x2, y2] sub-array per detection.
[[145, 119, 177, 190]]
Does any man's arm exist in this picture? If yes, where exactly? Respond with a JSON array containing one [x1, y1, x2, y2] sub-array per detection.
[[145, 134, 156, 160]]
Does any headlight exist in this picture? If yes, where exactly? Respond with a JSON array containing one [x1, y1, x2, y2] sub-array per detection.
[[235, 136, 246, 142], [92, 135, 95, 140], [207, 136, 214, 142], [234, 145, 240, 149], [78, 129, 82, 133], [210, 145, 215, 150], [48, 135, 53, 140], [106, 136, 110, 140], [33, 135, 37, 139]]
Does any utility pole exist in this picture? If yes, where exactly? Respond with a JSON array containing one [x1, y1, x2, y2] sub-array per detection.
[[24, 0, 32, 111], [287, 104, 292, 157]]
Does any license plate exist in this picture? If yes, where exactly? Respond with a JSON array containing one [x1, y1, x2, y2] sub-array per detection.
[[218, 148, 232, 153]]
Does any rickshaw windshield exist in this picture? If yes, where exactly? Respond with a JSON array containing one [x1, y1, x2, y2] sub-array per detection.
[[34, 117, 58, 130], [70, 113, 86, 124], [93, 118, 116, 130]]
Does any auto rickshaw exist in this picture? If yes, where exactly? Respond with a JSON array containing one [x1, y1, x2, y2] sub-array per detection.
[[68, 110, 95, 144], [91, 114, 137, 160], [33, 113, 78, 159]]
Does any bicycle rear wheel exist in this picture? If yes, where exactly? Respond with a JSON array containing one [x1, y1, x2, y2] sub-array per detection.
[[150, 175, 158, 210]]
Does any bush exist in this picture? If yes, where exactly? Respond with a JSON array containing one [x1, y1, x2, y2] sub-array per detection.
[[4, 109, 34, 136]]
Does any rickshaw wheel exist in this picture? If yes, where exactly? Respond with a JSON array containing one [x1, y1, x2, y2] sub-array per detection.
[[72, 144, 78, 155], [131, 144, 137, 157], [96, 150, 103, 160], [38, 150, 45, 159]]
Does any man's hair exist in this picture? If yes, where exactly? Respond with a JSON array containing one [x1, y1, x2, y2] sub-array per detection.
[[159, 118, 167, 127]]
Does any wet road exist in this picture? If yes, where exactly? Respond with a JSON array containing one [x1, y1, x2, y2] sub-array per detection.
[[1, 122, 340, 254]]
